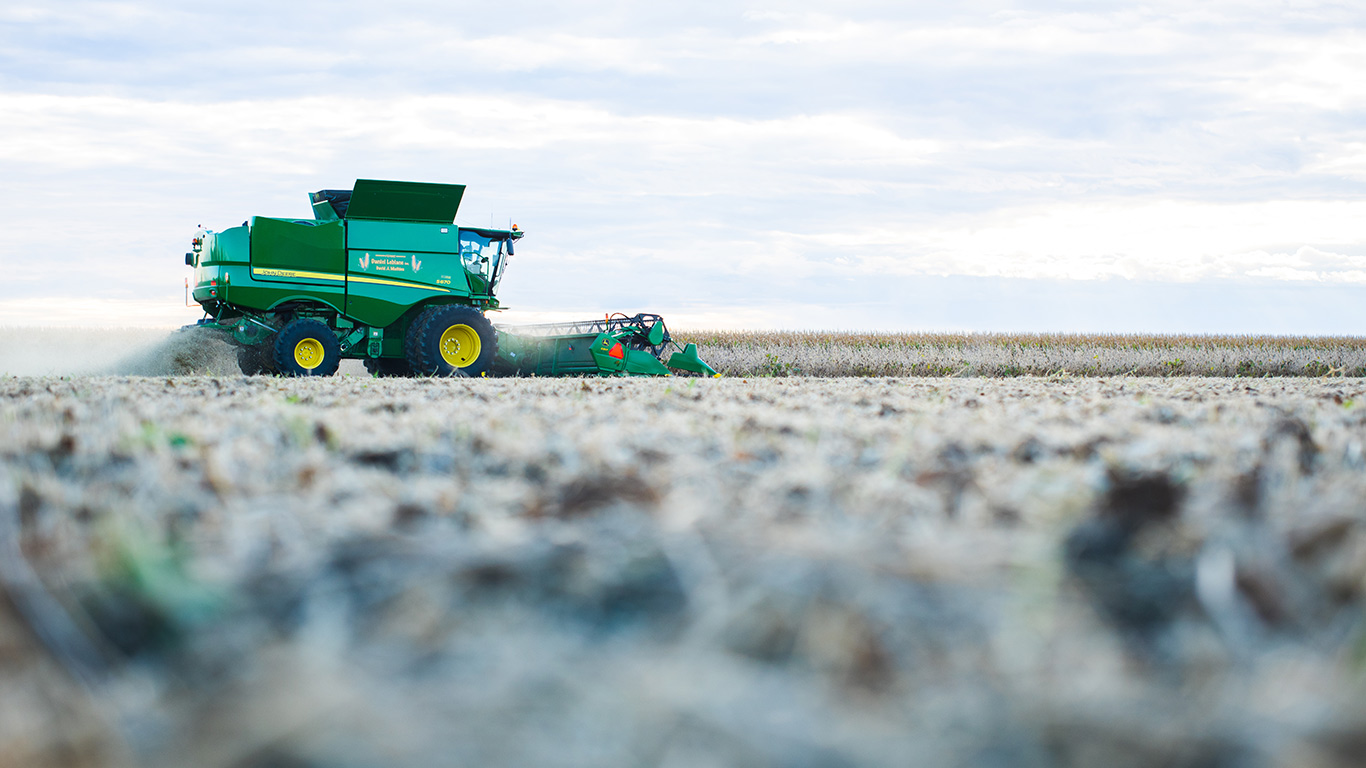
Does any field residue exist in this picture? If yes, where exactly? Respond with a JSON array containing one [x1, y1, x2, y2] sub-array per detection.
[[4, 375, 1366, 767]]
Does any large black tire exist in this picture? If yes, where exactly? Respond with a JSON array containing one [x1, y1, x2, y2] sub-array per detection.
[[404, 305, 497, 377], [273, 319, 341, 377], [236, 339, 277, 376], [363, 357, 414, 377]]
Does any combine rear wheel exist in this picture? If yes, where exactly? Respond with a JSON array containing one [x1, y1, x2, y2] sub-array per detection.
[[273, 319, 340, 377], [405, 305, 497, 377]]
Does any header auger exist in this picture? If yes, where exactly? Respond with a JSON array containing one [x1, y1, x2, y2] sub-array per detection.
[[183, 180, 717, 378]]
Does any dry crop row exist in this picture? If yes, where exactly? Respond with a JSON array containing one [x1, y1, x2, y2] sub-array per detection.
[[677, 330, 1366, 378]]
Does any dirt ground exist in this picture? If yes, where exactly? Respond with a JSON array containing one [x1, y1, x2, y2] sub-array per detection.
[[4, 374, 1366, 767]]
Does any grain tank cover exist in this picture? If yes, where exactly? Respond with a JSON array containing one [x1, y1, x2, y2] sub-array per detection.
[[343, 179, 466, 223]]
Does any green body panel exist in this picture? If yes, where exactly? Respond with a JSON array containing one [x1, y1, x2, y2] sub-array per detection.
[[206, 226, 249, 264], [230, 217, 349, 315], [311, 199, 341, 222], [347, 179, 466, 223], [380, 336, 405, 357], [344, 248, 469, 328], [347, 219, 462, 253], [342, 218, 472, 326], [249, 217, 346, 276], [238, 284, 347, 318]]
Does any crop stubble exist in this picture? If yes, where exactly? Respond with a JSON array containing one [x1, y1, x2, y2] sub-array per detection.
[[3, 374, 1366, 767], [685, 329, 1366, 378]]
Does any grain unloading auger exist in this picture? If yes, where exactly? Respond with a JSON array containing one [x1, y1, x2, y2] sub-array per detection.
[[181, 179, 718, 379]]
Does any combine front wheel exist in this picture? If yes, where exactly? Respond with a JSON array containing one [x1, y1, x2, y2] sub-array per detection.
[[274, 319, 340, 376], [405, 305, 497, 377]]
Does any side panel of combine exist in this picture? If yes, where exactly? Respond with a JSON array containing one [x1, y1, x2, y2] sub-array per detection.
[[190, 226, 251, 304], [206, 226, 250, 264], [343, 220, 469, 328], [242, 218, 347, 312]]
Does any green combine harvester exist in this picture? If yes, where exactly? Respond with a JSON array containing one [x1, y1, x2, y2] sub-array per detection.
[[184, 179, 717, 378]]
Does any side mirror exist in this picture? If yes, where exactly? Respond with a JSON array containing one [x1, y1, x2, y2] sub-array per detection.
[[185, 253, 195, 266]]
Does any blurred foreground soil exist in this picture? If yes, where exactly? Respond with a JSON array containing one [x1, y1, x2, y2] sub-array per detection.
[[4, 375, 1366, 767]]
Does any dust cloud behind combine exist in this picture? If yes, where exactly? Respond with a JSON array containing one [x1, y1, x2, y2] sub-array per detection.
[[0, 327, 369, 377], [0, 327, 239, 377]]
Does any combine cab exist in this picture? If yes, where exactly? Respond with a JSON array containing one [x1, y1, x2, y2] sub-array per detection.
[[184, 180, 715, 378]]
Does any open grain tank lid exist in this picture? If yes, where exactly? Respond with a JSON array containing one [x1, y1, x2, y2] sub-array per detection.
[[342, 179, 467, 223], [310, 189, 352, 220]]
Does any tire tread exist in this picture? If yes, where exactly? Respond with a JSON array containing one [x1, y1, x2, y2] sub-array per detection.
[[404, 305, 496, 377], [273, 318, 341, 377]]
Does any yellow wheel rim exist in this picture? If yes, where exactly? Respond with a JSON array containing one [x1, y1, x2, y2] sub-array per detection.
[[439, 324, 481, 367], [293, 338, 324, 370]]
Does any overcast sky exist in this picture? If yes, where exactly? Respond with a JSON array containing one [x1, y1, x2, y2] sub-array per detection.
[[2, 1, 1364, 331]]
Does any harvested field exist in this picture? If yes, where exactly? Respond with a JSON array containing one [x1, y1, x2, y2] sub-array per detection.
[[682, 330, 1366, 378], [7, 328, 1366, 378], [5, 374, 1366, 767]]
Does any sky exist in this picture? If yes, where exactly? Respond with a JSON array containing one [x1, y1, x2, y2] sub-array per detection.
[[2, 1, 1365, 332]]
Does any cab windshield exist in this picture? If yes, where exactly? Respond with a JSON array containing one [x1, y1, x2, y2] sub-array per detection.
[[458, 230, 508, 288]]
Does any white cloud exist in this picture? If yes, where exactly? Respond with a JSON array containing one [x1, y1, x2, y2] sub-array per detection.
[[1223, 31, 1366, 111], [744, 11, 1192, 62], [439, 34, 669, 74], [4, 0, 1366, 332], [0, 297, 201, 327], [0, 92, 942, 182], [3, 89, 1365, 294], [833, 201, 1366, 282]]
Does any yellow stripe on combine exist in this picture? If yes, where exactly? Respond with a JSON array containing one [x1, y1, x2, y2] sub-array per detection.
[[251, 268, 346, 282], [349, 275, 449, 292], [251, 268, 448, 293]]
